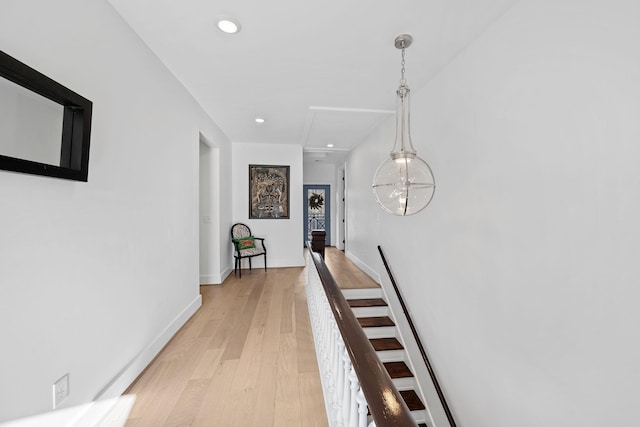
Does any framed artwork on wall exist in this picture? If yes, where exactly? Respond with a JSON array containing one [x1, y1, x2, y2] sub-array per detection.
[[249, 164, 290, 219]]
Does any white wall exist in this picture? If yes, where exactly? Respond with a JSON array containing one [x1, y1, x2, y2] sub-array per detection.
[[0, 0, 231, 422], [232, 143, 304, 268], [303, 160, 337, 246], [346, 1, 640, 426]]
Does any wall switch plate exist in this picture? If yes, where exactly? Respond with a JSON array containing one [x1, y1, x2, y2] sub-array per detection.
[[53, 373, 69, 409]]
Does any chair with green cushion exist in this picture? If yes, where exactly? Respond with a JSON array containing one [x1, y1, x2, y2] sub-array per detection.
[[231, 223, 267, 278]]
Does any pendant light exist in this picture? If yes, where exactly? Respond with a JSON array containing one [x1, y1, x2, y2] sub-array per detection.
[[372, 34, 435, 216]]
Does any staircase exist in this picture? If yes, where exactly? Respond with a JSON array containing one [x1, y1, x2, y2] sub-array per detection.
[[342, 288, 429, 427]]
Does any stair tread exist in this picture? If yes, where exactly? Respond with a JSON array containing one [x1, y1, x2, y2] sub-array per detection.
[[370, 337, 404, 351], [400, 389, 426, 411], [384, 361, 414, 378], [347, 298, 388, 307], [358, 316, 395, 327], [367, 389, 425, 416]]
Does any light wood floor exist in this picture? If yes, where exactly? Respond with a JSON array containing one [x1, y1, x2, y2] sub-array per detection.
[[124, 247, 378, 426], [323, 247, 380, 290]]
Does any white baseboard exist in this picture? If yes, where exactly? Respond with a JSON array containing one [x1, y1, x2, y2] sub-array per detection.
[[345, 250, 381, 283], [200, 265, 234, 285], [235, 257, 305, 269], [94, 294, 202, 401], [220, 266, 233, 282], [269, 256, 305, 267], [200, 274, 221, 285]]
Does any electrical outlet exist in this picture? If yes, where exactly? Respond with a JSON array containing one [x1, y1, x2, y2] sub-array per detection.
[[52, 373, 69, 409]]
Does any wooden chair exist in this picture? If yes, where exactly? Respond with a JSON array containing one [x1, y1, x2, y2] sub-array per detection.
[[231, 223, 267, 278]]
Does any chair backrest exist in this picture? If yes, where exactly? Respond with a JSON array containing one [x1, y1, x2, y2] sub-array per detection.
[[231, 223, 252, 240]]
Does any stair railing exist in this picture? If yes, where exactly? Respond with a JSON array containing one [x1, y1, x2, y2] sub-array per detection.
[[306, 244, 417, 427], [377, 246, 457, 427]]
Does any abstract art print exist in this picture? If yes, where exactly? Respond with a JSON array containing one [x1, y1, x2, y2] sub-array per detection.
[[249, 164, 290, 219]]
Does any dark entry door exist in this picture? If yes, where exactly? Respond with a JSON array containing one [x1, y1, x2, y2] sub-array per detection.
[[303, 185, 330, 247]]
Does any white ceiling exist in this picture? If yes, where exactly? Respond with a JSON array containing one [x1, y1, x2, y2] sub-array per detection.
[[107, 0, 515, 164]]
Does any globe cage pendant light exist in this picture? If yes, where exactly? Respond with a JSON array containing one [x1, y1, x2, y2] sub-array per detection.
[[372, 34, 435, 216]]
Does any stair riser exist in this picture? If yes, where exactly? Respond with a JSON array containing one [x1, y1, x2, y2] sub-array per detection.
[[351, 306, 389, 318], [375, 349, 405, 363], [363, 326, 396, 339], [391, 376, 417, 391], [410, 409, 427, 424], [341, 288, 382, 300]]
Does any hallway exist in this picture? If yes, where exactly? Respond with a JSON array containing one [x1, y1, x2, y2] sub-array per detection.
[[125, 248, 378, 426]]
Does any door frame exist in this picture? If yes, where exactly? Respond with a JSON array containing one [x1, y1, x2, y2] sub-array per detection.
[[303, 184, 331, 247]]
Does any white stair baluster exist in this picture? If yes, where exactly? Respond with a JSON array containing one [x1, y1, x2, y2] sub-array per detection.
[[346, 365, 359, 427], [334, 339, 347, 426], [356, 387, 369, 427]]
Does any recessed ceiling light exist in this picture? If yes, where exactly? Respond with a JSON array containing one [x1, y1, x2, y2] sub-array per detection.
[[217, 19, 240, 34], [255, 117, 265, 124], [326, 144, 334, 148]]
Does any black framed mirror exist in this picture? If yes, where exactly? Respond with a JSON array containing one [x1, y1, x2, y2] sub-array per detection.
[[0, 50, 92, 182]]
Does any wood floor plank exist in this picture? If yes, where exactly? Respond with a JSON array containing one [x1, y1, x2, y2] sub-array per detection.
[[129, 360, 190, 427], [230, 326, 264, 395], [220, 277, 264, 361], [249, 350, 279, 427], [280, 277, 295, 334], [126, 360, 170, 420], [191, 348, 224, 380], [295, 284, 321, 374], [299, 372, 330, 427], [163, 378, 211, 426], [193, 359, 240, 426], [274, 332, 302, 426], [261, 278, 283, 354]]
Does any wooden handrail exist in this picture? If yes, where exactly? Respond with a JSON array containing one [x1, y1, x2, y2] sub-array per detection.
[[307, 244, 417, 426], [378, 245, 457, 427]]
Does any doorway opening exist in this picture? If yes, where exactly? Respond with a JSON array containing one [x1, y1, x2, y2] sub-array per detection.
[[303, 184, 331, 247], [199, 133, 220, 284]]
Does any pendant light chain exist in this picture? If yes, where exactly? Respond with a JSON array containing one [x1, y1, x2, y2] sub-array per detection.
[[400, 45, 407, 86]]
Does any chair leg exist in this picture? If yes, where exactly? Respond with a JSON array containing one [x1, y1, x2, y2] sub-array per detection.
[[264, 254, 267, 271], [249, 258, 252, 271], [239, 258, 242, 278]]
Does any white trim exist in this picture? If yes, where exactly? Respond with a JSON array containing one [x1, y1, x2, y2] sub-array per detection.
[[200, 274, 221, 285], [236, 257, 305, 269], [93, 294, 202, 401], [341, 288, 382, 300], [219, 266, 233, 283], [201, 261, 233, 284]]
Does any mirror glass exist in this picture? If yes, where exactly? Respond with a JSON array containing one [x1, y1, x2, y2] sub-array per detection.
[[0, 76, 64, 166], [0, 50, 92, 182]]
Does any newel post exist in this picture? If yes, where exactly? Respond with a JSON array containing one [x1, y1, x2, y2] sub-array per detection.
[[311, 230, 326, 258]]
